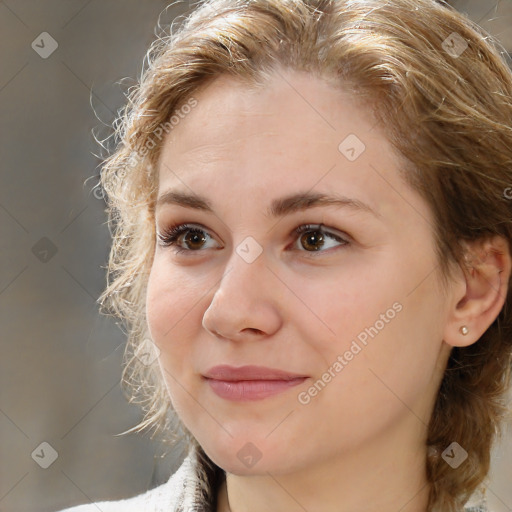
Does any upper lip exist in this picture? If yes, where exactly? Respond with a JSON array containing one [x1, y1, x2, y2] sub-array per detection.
[[203, 365, 307, 381]]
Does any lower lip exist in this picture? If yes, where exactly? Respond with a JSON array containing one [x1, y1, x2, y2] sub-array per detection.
[[205, 377, 308, 401]]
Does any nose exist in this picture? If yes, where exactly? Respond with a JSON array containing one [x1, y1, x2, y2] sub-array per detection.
[[202, 249, 283, 342]]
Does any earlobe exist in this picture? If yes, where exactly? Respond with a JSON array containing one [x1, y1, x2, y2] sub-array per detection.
[[443, 236, 511, 348]]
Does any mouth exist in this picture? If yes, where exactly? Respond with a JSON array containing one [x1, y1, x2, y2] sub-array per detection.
[[202, 365, 309, 401]]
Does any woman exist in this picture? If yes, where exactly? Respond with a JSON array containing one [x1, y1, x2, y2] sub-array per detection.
[[57, 0, 512, 510]]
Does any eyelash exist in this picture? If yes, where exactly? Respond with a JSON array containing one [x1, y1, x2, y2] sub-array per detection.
[[156, 222, 350, 257]]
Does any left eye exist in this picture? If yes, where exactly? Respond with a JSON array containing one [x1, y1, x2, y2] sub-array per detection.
[[291, 224, 349, 254], [157, 223, 349, 255]]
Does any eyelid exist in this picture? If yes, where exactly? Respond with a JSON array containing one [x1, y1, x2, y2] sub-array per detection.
[[289, 223, 350, 255], [157, 221, 351, 256], [156, 222, 220, 250]]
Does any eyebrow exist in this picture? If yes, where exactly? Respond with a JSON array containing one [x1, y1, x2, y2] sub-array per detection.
[[155, 189, 381, 219]]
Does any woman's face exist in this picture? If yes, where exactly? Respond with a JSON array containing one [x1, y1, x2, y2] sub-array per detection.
[[146, 69, 454, 475]]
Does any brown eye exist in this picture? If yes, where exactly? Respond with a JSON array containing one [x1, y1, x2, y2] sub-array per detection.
[[292, 224, 349, 255], [181, 230, 208, 250], [299, 230, 326, 251], [157, 224, 219, 253]]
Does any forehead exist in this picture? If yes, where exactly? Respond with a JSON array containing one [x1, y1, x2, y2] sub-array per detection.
[[156, 69, 429, 225], [160, 71, 376, 157]]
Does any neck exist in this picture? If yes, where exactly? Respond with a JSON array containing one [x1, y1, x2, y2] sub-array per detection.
[[221, 418, 430, 512]]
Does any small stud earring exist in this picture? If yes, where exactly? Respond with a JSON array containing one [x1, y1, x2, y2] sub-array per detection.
[[460, 326, 469, 335]]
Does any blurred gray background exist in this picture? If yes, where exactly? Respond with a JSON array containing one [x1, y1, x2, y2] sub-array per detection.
[[0, 1, 511, 511]]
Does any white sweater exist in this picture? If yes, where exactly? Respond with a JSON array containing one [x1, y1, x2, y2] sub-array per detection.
[[55, 445, 491, 512], [56, 444, 221, 512]]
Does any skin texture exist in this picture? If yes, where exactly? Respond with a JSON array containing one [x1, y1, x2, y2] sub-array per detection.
[[145, 68, 511, 512]]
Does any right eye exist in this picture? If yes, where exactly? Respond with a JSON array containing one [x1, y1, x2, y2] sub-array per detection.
[[157, 223, 220, 254]]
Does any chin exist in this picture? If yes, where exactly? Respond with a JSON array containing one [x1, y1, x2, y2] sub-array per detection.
[[199, 433, 303, 476], [207, 450, 277, 476]]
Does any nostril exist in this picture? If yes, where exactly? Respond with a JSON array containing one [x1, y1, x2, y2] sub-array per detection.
[[243, 328, 264, 335], [208, 327, 263, 340]]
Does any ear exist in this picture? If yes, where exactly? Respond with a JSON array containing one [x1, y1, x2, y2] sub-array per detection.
[[443, 235, 511, 348]]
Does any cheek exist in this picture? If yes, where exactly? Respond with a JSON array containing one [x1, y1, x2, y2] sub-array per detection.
[[145, 259, 205, 352], [332, 286, 445, 424], [292, 257, 444, 398], [145, 261, 204, 414], [287, 263, 398, 347]]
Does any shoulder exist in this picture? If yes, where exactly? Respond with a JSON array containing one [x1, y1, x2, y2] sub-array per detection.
[[54, 455, 196, 512], [464, 487, 493, 512]]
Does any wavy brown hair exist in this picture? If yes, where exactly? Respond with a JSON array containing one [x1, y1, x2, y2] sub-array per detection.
[[96, 0, 512, 510]]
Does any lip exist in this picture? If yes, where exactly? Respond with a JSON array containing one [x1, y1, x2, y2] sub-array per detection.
[[203, 365, 307, 381], [203, 365, 308, 401]]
